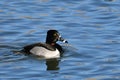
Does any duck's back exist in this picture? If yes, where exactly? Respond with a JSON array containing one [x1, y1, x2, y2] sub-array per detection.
[[23, 43, 55, 53]]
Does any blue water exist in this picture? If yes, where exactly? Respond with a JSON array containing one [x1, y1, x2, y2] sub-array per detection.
[[0, 0, 120, 80]]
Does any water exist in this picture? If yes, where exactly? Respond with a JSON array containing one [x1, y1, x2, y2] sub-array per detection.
[[0, 0, 120, 80]]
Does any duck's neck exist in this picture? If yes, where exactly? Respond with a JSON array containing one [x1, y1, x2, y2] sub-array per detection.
[[51, 43, 56, 46], [46, 42, 56, 46], [46, 36, 56, 46]]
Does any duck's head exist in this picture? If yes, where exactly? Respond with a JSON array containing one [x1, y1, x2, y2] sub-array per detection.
[[46, 30, 68, 45]]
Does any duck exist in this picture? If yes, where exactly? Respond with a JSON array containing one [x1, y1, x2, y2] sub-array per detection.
[[23, 30, 68, 59]]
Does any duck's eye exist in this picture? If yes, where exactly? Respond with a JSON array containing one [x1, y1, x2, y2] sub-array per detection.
[[53, 33, 57, 36]]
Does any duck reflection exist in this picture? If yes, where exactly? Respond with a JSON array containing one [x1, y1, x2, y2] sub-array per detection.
[[46, 58, 60, 70]]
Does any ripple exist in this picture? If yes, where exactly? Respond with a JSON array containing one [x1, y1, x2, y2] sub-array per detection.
[[0, 0, 120, 80]]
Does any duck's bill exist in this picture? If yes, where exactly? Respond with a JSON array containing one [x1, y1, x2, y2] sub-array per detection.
[[59, 37, 68, 43]]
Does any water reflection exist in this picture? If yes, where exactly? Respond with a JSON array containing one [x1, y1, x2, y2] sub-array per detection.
[[46, 58, 60, 70], [1, 0, 120, 79], [13, 50, 60, 71], [104, 0, 115, 2]]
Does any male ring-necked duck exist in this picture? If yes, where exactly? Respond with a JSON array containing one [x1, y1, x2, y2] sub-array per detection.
[[23, 30, 68, 59]]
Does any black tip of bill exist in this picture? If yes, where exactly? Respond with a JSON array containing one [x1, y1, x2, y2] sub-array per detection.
[[63, 40, 68, 43], [59, 37, 68, 43]]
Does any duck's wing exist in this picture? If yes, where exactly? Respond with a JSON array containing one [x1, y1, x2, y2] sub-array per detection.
[[23, 43, 55, 54], [23, 43, 42, 54]]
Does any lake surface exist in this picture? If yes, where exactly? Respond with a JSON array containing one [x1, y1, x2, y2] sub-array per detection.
[[0, 0, 120, 80]]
